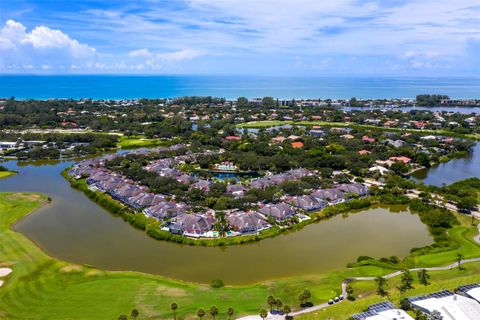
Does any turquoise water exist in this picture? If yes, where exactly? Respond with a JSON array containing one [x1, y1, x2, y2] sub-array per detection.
[[1, 75, 479, 100]]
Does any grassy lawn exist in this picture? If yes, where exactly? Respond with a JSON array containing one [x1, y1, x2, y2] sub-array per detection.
[[0, 192, 393, 320], [0, 172, 16, 179], [1, 192, 479, 319], [298, 263, 480, 320], [117, 136, 170, 149], [236, 120, 480, 140]]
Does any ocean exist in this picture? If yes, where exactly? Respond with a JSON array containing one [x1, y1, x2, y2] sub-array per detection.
[[0, 75, 479, 100]]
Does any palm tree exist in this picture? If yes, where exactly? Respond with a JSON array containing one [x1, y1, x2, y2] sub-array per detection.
[[418, 269, 430, 286], [375, 276, 388, 296], [131, 308, 139, 320], [171, 302, 178, 320], [457, 253, 464, 269], [118, 315, 128, 320], [275, 299, 283, 312], [259, 309, 268, 320], [227, 307, 234, 319], [400, 269, 414, 291], [303, 289, 312, 305], [267, 295, 276, 312], [209, 305, 219, 320], [197, 308, 206, 320], [283, 305, 291, 317], [299, 292, 306, 306]]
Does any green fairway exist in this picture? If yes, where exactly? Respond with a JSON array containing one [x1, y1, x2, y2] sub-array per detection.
[[0, 172, 16, 179], [117, 136, 170, 149], [0, 192, 393, 320], [1, 192, 479, 319], [236, 120, 480, 140], [298, 263, 480, 320]]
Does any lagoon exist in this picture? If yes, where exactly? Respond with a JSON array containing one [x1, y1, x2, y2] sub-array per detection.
[[0, 159, 433, 284], [411, 143, 480, 186]]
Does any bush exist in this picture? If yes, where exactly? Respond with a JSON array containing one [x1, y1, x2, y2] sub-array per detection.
[[210, 279, 224, 288]]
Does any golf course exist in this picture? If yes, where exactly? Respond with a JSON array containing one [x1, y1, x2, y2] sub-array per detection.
[[1, 187, 479, 319]]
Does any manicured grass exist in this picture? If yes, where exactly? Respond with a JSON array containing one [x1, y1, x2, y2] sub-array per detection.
[[236, 120, 480, 140], [412, 215, 480, 267], [0, 171, 16, 179], [1, 192, 479, 319], [297, 261, 480, 320], [117, 136, 170, 149], [0, 192, 392, 319]]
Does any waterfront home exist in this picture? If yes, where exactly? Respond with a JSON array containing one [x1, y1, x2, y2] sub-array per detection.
[[338, 183, 369, 196], [128, 192, 155, 209], [288, 195, 327, 211], [143, 201, 188, 220], [311, 188, 345, 204], [109, 183, 144, 200], [87, 170, 110, 184], [97, 177, 127, 192], [227, 211, 270, 234], [226, 184, 249, 197], [258, 203, 296, 221], [170, 213, 213, 236]]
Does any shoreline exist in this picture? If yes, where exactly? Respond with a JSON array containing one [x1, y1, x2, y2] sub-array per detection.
[[62, 167, 377, 247]]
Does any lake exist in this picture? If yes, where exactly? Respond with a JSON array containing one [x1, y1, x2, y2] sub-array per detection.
[[0, 159, 432, 284], [411, 143, 480, 186]]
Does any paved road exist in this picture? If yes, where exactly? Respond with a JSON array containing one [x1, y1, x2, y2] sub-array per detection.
[[237, 224, 480, 320]]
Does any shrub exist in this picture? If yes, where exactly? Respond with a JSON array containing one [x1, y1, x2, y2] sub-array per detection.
[[211, 279, 225, 288]]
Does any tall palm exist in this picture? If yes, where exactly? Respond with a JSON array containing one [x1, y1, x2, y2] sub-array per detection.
[[171, 302, 178, 320], [259, 309, 268, 320], [283, 305, 291, 317], [303, 289, 312, 304], [131, 308, 139, 320], [457, 253, 464, 269], [375, 276, 388, 296], [267, 295, 275, 312], [227, 307, 234, 320], [209, 305, 219, 320], [197, 308, 206, 320]]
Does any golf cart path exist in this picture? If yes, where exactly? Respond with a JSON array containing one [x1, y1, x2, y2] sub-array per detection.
[[237, 224, 480, 320]]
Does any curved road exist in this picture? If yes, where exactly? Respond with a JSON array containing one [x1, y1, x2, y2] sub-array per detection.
[[238, 224, 480, 320]]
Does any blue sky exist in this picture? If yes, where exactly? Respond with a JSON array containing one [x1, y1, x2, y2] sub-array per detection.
[[1, 0, 479, 76]]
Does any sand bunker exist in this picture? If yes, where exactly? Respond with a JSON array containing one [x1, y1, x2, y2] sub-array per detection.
[[0, 268, 12, 277]]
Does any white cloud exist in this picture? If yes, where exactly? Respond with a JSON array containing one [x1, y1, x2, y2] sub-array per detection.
[[156, 49, 203, 62], [128, 48, 153, 57], [0, 19, 97, 71]]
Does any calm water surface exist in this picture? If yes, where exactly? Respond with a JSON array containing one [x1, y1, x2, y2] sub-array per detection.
[[411, 143, 480, 186], [1, 75, 478, 100], [0, 159, 433, 284]]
